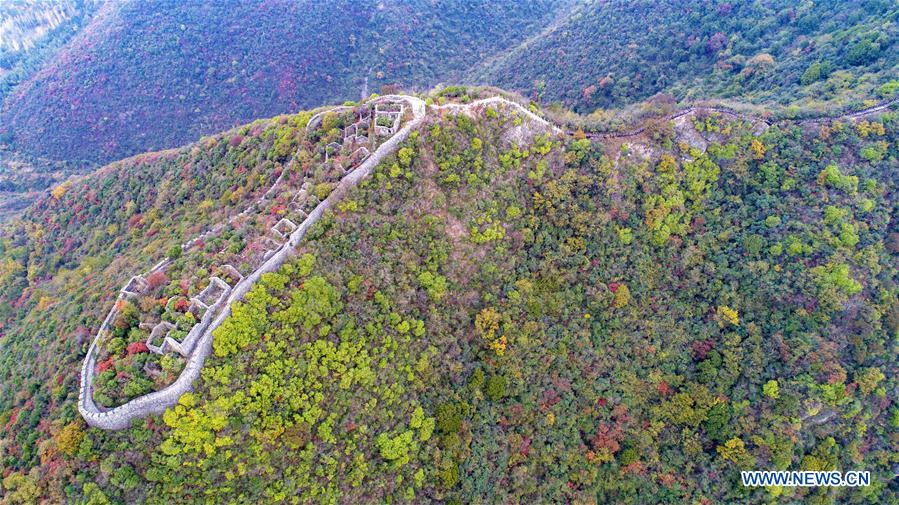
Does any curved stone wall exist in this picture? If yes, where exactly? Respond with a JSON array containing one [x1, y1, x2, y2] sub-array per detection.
[[78, 96, 425, 430]]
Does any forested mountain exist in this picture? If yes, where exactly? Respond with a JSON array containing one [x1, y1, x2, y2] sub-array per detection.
[[0, 0, 103, 101], [2, 0, 898, 224], [0, 87, 896, 503], [1, 0, 898, 502], [0, 0, 566, 166], [0, 105, 310, 501], [472, 0, 898, 112], [0, 1, 104, 220]]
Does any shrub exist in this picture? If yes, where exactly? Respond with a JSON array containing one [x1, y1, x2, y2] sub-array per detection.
[[844, 38, 880, 66], [147, 271, 168, 290], [126, 342, 149, 356], [486, 374, 507, 401], [436, 402, 465, 434], [375, 430, 415, 464], [819, 164, 858, 192], [800, 62, 829, 85], [716, 305, 739, 327], [763, 380, 779, 399]]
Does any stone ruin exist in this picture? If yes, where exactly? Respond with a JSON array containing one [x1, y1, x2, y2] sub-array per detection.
[[93, 154, 318, 365], [142, 359, 162, 378], [323, 105, 378, 164], [357, 106, 372, 122], [145, 321, 176, 355], [271, 218, 298, 240], [374, 103, 404, 136], [342, 107, 372, 145], [195, 276, 230, 308], [289, 185, 310, 216], [80, 94, 425, 430], [217, 264, 243, 285], [336, 147, 372, 176], [317, 101, 406, 163], [351, 146, 370, 163], [144, 276, 233, 357], [343, 123, 358, 140], [262, 236, 283, 260], [121, 275, 149, 298], [187, 298, 205, 319], [324, 141, 342, 163]]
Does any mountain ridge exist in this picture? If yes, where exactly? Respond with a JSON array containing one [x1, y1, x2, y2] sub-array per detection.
[[0, 86, 896, 502], [2, 0, 897, 226]]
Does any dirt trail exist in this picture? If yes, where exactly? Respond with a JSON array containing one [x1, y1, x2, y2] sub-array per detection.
[[577, 98, 898, 140]]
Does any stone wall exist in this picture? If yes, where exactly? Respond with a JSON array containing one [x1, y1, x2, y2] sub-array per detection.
[[78, 95, 426, 430]]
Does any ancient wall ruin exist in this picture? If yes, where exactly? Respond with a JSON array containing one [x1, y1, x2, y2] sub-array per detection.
[[79, 95, 426, 430]]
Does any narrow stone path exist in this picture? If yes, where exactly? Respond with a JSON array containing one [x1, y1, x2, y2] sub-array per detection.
[[434, 96, 563, 134], [577, 98, 898, 140]]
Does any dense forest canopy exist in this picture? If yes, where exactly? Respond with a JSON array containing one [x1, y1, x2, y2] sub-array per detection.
[[2, 0, 896, 194], [473, 0, 898, 113], [0, 0, 103, 102], [0, 0, 565, 166], [0, 86, 896, 503], [0, 0, 898, 502]]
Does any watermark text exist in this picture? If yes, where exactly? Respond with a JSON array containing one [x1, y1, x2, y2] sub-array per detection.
[[741, 471, 870, 487]]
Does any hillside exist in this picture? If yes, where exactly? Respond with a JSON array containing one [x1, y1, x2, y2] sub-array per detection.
[[0, 0, 565, 166], [0, 0, 103, 101], [4, 0, 899, 226], [471, 0, 899, 113], [0, 89, 896, 503], [0, 106, 309, 485]]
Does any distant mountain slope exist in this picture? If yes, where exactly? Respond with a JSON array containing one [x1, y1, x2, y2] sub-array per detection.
[[0, 0, 103, 101], [0, 0, 566, 165], [470, 0, 898, 112]]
